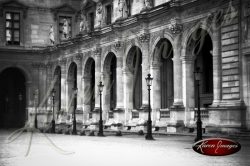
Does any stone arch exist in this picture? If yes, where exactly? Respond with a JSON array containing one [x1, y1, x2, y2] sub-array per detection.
[[124, 42, 142, 69], [150, 33, 174, 63], [182, 23, 214, 58]]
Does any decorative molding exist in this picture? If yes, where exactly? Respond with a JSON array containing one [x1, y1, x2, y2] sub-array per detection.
[[93, 47, 102, 56], [114, 41, 122, 50], [138, 33, 150, 43], [168, 17, 183, 34], [75, 53, 83, 62], [59, 58, 67, 66]]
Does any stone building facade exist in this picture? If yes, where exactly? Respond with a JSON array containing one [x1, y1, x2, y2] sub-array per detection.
[[0, 0, 250, 133]]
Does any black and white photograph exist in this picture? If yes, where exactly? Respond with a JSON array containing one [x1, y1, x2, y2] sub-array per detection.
[[0, 0, 250, 165]]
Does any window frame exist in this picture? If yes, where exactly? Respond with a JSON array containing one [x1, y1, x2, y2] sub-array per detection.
[[4, 10, 23, 46], [5, 12, 21, 45]]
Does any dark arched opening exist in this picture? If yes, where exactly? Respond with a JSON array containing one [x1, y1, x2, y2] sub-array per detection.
[[0, 68, 26, 128]]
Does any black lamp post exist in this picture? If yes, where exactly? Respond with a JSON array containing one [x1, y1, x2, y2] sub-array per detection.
[[98, 81, 104, 136], [51, 88, 56, 133], [72, 87, 78, 135], [33, 90, 38, 129], [194, 67, 202, 142], [145, 73, 154, 140]]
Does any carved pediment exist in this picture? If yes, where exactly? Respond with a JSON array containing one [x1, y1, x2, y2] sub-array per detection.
[[0, 0, 28, 17], [1, 0, 28, 9], [53, 4, 76, 13]]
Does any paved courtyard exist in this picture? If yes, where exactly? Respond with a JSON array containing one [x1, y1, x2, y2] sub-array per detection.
[[0, 130, 250, 166]]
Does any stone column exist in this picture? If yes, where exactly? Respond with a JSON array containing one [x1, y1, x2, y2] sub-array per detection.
[[150, 63, 161, 122], [94, 48, 102, 109], [173, 36, 183, 106], [82, 76, 92, 122], [139, 33, 150, 108], [46, 63, 53, 112], [38, 63, 47, 112], [75, 55, 83, 110], [181, 55, 195, 125], [60, 60, 67, 112], [102, 72, 110, 121], [115, 56, 125, 110], [212, 21, 222, 106], [25, 81, 32, 122], [123, 66, 133, 124]]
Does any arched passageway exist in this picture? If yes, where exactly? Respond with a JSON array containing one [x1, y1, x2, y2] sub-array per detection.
[[188, 28, 213, 107], [67, 62, 77, 114], [126, 46, 143, 110], [83, 58, 95, 118], [0, 68, 26, 128]]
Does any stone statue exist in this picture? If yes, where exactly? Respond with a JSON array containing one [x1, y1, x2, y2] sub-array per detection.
[[49, 25, 55, 45], [62, 19, 69, 39], [118, 0, 128, 19], [80, 12, 88, 32], [96, 2, 103, 28], [142, 0, 152, 11]]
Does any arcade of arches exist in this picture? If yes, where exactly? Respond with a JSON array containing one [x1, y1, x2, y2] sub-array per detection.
[[0, 0, 249, 133]]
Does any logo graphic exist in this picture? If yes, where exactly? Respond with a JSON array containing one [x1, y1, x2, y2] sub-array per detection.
[[193, 138, 241, 156]]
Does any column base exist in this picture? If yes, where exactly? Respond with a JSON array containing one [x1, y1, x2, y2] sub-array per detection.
[[207, 100, 246, 134]]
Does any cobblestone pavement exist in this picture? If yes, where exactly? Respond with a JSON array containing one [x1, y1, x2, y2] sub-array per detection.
[[0, 130, 250, 166]]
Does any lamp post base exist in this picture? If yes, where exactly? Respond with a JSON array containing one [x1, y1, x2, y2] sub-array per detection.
[[35, 116, 38, 129], [145, 134, 154, 140], [194, 120, 202, 142], [145, 120, 154, 140], [72, 120, 77, 135], [51, 119, 55, 133], [98, 120, 104, 136]]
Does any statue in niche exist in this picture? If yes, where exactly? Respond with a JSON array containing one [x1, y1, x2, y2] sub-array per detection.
[[96, 2, 103, 28], [80, 11, 88, 32], [142, 0, 152, 11], [118, 0, 128, 19], [49, 25, 55, 45], [62, 19, 69, 39]]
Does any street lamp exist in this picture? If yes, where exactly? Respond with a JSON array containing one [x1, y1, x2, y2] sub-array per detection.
[[98, 81, 104, 136], [145, 73, 154, 140], [51, 88, 56, 133], [72, 87, 78, 135], [33, 90, 38, 129], [194, 67, 202, 142]]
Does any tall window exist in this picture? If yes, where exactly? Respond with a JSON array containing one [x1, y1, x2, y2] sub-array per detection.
[[59, 16, 72, 40], [6, 12, 20, 45], [105, 5, 112, 25], [88, 12, 94, 32]]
